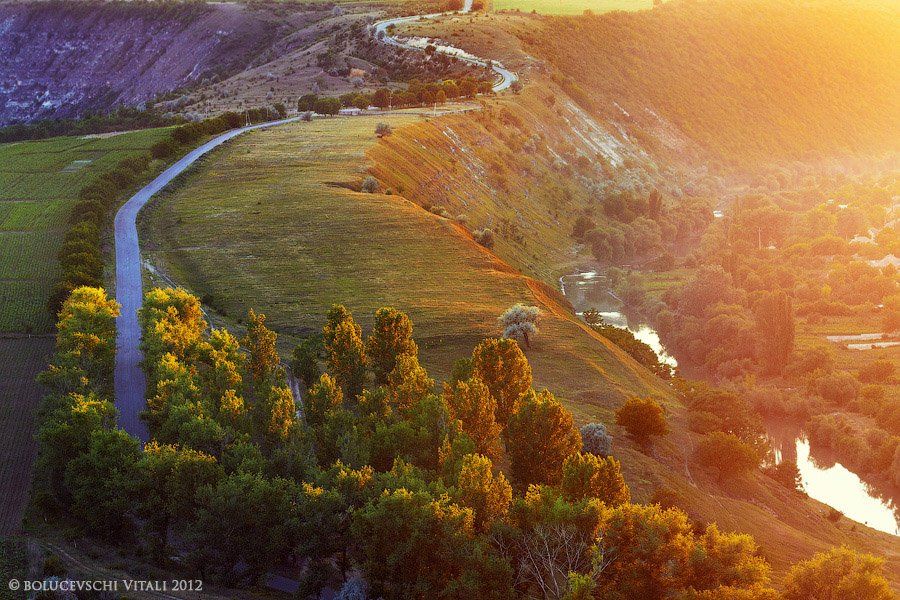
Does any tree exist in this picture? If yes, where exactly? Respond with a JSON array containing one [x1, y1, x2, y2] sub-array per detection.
[[65, 428, 142, 538], [582, 308, 602, 327], [298, 94, 318, 112], [594, 503, 771, 599], [351, 488, 500, 599], [858, 359, 894, 383], [373, 88, 392, 109], [615, 396, 668, 446], [366, 307, 418, 384], [473, 228, 495, 248], [766, 459, 802, 492], [695, 432, 760, 479], [507, 390, 581, 489], [290, 336, 322, 388], [314, 97, 341, 116], [47, 286, 120, 396], [243, 309, 279, 387], [752, 290, 794, 375], [503, 485, 606, 598], [498, 304, 541, 348], [191, 472, 300, 581], [37, 392, 117, 503], [471, 337, 533, 427], [443, 377, 502, 460], [580, 422, 612, 456], [324, 309, 367, 398], [263, 384, 297, 444], [386, 353, 434, 413], [375, 122, 393, 138], [783, 547, 894, 600], [306, 373, 343, 428], [361, 175, 379, 193], [137, 442, 221, 557], [455, 454, 512, 532], [560, 452, 629, 506]]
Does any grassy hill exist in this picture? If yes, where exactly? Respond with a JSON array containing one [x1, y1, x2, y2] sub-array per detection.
[[142, 115, 899, 585], [521, 0, 900, 165], [141, 114, 665, 405]]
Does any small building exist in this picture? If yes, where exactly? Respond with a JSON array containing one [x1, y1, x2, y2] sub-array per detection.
[[338, 107, 363, 116]]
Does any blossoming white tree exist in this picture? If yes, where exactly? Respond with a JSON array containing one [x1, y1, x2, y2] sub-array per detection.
[[499, 304, 541, 348]]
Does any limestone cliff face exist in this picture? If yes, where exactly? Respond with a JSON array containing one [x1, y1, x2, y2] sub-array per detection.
[[0, 1, 296, 124]]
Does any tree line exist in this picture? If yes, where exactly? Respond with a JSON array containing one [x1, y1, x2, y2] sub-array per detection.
[[31, 286, 895, 599], [297, 77, 493, 115], [48, 106, 289, 316]]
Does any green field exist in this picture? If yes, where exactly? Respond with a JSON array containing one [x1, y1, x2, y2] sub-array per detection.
[[492, 0, 650, 15], [0, 129, 171, 333], [0, 129, 170, 536]]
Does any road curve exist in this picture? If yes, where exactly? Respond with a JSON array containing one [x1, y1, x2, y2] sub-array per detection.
[[373, 5, 518, 93], [114, 117, 298, 441]]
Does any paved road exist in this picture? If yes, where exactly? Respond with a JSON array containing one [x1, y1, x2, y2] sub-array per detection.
[[373, 2, 518, 93], [114, 117, 298, 441]]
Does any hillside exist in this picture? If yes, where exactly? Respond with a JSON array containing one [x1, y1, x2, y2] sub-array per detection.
[[0, 0, 476, 127], [404, 0, 899, 167], [141, 116, 899, 584], [529, 0, 899, 165]]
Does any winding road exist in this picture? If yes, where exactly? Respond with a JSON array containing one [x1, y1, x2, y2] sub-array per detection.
[[113, 7, 518, 441], [113, 117, 298, 440], [373, 2, 518, 92]]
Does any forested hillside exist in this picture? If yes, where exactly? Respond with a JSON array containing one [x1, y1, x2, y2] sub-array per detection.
[[517, 0, 899, 165]]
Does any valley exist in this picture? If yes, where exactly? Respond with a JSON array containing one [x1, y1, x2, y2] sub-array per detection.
[[1, 0, 898, 597]]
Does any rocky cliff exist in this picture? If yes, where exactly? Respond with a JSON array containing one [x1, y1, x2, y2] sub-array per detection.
[[0, 1, 322, 124]]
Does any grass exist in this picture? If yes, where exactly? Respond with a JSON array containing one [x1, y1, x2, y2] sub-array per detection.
[[0, 129, 172, 333], [0, 337, 55, 535], [492, 0, 650, 15], [141, 113, 665, 404]]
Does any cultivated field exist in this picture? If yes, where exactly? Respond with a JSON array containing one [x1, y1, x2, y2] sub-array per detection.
[[0, 129, 169, 537], [0, 129, 171, 333], [0, 337, 54, 534], [492, 0, 650, 14]]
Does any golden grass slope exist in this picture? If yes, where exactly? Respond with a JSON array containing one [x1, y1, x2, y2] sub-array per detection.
[[141, 113, 665, 405]]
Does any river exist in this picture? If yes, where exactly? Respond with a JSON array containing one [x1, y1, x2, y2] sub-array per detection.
[[559, 271, 677, 368], [765, 419, 899, 536], [560, 269, 899, 536]]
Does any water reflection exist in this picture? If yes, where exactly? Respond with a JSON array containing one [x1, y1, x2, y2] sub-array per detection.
[[560, 271, 677, 368], [765, 419, 899, 536]]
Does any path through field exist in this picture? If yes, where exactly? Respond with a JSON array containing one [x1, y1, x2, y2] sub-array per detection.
[[113, 117, 298, 441]]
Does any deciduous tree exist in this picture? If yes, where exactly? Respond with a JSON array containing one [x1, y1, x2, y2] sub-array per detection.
[[367, 307, 418, 384], [783, 547, 894, 600], [471, 337, 532, 427], [507, 390, 581, 489], [455, 454, 512, 531], [615, 396, 668, 446], [443, 377, 502, 460], [560, 452, 629, 505]]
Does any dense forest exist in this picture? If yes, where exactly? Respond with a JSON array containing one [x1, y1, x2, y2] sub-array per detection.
[[31, 286, 896, 598]]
